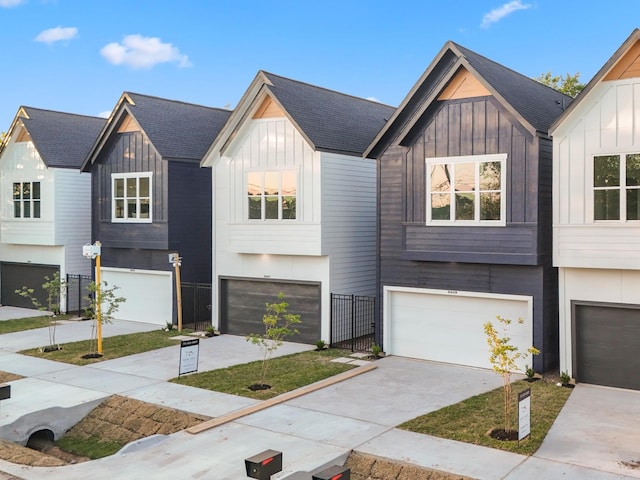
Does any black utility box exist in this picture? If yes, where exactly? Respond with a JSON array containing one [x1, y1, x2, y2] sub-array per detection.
[[0, 384, 10, 401], [245, 449, 282, 479], [312, 465, 351, 480]]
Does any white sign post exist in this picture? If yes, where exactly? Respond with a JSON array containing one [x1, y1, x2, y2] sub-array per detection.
[[179, 338, 199, 376], [518, 388, 531, 444]]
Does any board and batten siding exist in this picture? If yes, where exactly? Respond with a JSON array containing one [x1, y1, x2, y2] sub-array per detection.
[[397, 97, 542, 265], [92, 132, 169, 251], [553, 78, 640, 270], [223, 117, 322, 255], [321, 152, 376, 295], [0, 141, 56, 245]]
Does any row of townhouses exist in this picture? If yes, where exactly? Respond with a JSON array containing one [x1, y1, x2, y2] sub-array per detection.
[[1, 29, 639, 390]]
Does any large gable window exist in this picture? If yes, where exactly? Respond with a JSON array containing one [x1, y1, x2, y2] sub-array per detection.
[[594, 153, 640, 221], [112, 172, 152, 222], [13, 181, 40, 219], [247, 170, 297, 221], [426, 153, 506, 225]]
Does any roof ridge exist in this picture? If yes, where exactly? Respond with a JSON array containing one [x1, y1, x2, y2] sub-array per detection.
[[20, 106, 106, 120], [124, 91, 232, 113], [260, 70, 395, 109]]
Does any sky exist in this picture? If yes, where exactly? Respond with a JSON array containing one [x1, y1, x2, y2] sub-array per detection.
[[0, 0, 638, 132]]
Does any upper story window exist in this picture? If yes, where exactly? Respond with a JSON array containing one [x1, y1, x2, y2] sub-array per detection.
[[594, 153, 640, 221], [426, 153, 506, 225], [13, 181, 40, 219], [112, 172, 152, 223], [247, 170, 297, 221]]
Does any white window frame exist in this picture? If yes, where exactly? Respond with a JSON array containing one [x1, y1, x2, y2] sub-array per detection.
[[426, 153, 507, 226], [111, 172, 153, 223], [246, 169, 298, 222], [592, 152, 640, 222], [12, 181, 41, 219]]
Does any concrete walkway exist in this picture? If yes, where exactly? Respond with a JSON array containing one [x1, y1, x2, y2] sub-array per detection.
[[0, 309, 639, 479]]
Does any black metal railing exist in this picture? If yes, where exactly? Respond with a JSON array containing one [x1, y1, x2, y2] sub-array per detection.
[[65, 274, 92, 317], [181, 282, 212, 331], [330, 293, 377, 352]]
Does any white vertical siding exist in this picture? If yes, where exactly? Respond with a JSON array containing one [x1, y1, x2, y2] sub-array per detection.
[[224, 118, 321, 254], [553, 78, 640, 269], [54, 169, 92, 276], [321, 152, 377, 296]]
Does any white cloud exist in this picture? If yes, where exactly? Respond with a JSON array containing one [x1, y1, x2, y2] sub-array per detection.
[[98, 111, 111, 119], [366, 96, 382, 103], [481, 1, 532, 28], [100, 34, 192, 69], [34, 26, 79, 44], [0, 0, 26, 7]]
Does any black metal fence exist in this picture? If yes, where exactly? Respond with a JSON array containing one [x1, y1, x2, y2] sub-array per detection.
[[181, 282, 212, 331], [65, 274, 92, 316], [330, 293, 377, 352]]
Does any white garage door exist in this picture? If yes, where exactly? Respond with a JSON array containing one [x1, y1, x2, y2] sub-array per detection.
[[384, 287, 533, 370], [101, 268, 173, 326]]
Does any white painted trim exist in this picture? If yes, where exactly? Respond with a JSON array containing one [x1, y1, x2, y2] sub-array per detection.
[[101, 266, 171, 277], [425, 153, 507, 226], [382, 285, 534, 354], [110, 172, 153, 223]]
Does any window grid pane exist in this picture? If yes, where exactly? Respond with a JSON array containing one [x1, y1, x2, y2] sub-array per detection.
[[247, 170, 297, 221], [112, 173, 152, 222]]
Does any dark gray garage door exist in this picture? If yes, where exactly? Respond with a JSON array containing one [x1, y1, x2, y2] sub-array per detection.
[[1, 263, 59, 309], [219, 278, 321, 344], [574, 303, 640, 390]]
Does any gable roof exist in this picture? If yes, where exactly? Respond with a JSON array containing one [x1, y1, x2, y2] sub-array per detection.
[[0, 107, 106, 169], [202, 70, 395, 165], [550, 28, 640, 135], [365, 41, 573, 158], [83, 92, 232, 169]]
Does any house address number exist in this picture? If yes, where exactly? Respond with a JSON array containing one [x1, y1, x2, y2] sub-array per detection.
[[447, 290, 458, 294]]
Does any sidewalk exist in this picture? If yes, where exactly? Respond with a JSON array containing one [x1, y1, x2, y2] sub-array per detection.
[[0, 311, 639, 479]]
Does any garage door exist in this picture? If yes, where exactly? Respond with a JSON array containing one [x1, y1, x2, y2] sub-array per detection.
[[219, 278, 320, 344], [385, 287, 532, 370], [101, 268, 172, 326], [574, 303, 640, 390], [1, 263, 59, 309]]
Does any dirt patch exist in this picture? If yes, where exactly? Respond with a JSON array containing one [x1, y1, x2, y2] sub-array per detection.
[[0, 371, 22, 383], [0, 395, 210, 467], [345, 451, 474, 480]]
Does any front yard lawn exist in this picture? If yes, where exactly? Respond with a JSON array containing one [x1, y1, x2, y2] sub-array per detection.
[[171, 348, 357, 400], [20, 329, 189, 365], [399, 378, 573, 455], [0, 315, 72, 335]]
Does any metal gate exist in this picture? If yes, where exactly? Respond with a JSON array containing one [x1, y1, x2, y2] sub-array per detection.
[[330, 293, 377, 352], [66, 274, 92, 317], [181, 282, 212, 331]]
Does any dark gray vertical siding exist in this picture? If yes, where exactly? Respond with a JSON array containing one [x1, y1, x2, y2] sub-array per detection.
[[167, 161, 212, 284], [378, 96, 558, 372]]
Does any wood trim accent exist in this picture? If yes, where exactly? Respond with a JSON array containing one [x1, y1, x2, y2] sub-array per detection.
[[186, 362, 377, 435], [252, 96, 285, 119], [15, 127, 31, 143], [438, 67, 491, 100], [117, 114, 140, 133], [604, 40, 640, 80]]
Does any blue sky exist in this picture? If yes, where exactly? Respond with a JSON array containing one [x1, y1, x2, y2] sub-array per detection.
[[0, 0, 638, 132]]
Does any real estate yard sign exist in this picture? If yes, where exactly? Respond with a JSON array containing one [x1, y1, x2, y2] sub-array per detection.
[[518, 388, 531, 443], [179, 338, 199, 376]]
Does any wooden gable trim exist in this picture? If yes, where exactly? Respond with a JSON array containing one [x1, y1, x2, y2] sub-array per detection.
[[438, 66, 492, 100], [15, 126, 32, 143], [604, 40, 640, 80], [117, 113, 141, 133], [252, 95, 285, 119]]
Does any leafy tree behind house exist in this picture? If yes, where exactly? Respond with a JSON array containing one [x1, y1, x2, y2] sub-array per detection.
[[535, 71, 585, 98]]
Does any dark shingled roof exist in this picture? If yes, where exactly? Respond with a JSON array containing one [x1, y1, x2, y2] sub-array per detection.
[[452, 42, 573, 133], [262, 72, 395, 156], [20, 107, 106, 169], [124, 92, 231, 161]]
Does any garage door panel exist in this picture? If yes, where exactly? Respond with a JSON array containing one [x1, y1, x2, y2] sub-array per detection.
[[575, 304, 640, 390], [220, 278, 320, 344], [1, 263, 59, 309], [101, 269, 172, 326], [387, 289, 532, 370]]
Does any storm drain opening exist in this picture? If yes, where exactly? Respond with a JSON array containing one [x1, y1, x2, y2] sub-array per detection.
[[25, 429, 54, 452]]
